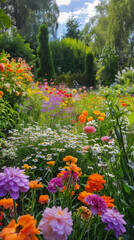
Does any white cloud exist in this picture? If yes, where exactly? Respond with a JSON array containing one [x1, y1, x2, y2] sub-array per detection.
[[56, 0, 71, 6], [57, 0, 101, 25], [84, 0, 101, 22], [58, 12, 72, 24]]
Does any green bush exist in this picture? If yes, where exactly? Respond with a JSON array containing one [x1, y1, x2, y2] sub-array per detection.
[[55, 72, 86, 88], [0, 98, 18, 138], [50, 38, 91, 75], [115, 67, 134, 86], [0, 31, 34, 62], [36, 24, 55, 82], [96, 48, 119, 86], [85, 52, 96, 87]]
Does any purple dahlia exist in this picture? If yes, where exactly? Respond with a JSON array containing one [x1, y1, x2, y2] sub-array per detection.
[[101, 207, 126, 237], [84, 194, 107, 215], [48, 177, 63, 194], [0, 167, 29, 199]]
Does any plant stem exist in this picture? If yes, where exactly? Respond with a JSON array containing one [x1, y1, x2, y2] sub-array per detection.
[[13, 199, 17, 223], [78, 220, 90, 240]]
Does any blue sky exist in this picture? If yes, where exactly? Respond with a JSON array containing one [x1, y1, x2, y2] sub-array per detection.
[[56, 0, 101, 39]]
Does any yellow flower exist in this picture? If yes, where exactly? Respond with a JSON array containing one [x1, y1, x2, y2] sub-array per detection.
[[72, 89, 77, 94]]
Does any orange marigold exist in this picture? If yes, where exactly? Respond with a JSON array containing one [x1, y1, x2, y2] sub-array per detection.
[[57, 170, 66, 178], [88, 117, 93, 122], [93, 110, 100, 115], [22, 164, 31, 170], [46, 161, 55, 166], [122, 103, 127, 107], [85, 173, 106, 193], [100, 113, 106, 117], [0, 91, 4, 96], [0, 214, 40, 240], [38, 195, 49, 205], [0, 198, 17, 210], [73, 183, 80, 190], [82, 110, 88, 116], [63, 155, 77, 165], [29, 180, 43, 189], [98, 117, 104, 121], [65, 163, 82, 176], [77, 191, 92, 205], [78, 115, 86, 123], [101, 195, 115, 208]]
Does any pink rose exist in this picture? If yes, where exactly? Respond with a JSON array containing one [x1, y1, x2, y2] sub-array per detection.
[[83, 126, 96, 134]]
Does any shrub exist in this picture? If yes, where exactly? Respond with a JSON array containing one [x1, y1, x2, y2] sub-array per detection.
[[50, 38, 91, 75], [0, 31, 34, 62], [36, 24, 55, 82], [115, 67, 134, 86], [0, 51, 34, 106], [85, 52, 96, 87], [96, 48, 119, 86]]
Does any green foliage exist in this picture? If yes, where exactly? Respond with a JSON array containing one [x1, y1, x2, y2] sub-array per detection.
[[115, 67, 134, 86], [85, 52, 96, 87], [55, 72, 86, 88], [50, 38, 91, 75], [0, 8, 11, 29], [0, 98, 18, 138], [63, 15, 80, 40], [0, 0, 59, 40], [0, 32, 34, 62], [96, 48, 119, 86], [37, 24, 55, 81]]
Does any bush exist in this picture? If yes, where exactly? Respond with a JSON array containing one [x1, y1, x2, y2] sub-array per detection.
[[36, 24, 55, 82], [55, 72, 87, 88], [0, 51, 34, 106], [0, 31, 34, 63], [96, 48, 119, 86], [50, 38, 91, 75], [85, 52, 96, 87], [115, 67, 134, 86]]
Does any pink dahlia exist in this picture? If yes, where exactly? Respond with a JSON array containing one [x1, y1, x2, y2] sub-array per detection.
[[0, 167, 29, 199], [48, 177, 64, 194], [84, 194, 107, 215], [101, 136, 114, 142], [101, 207, 126, 237], [83, 126, 96, 134], [38, 206, 73, 240], [82, 146, 90, 151]]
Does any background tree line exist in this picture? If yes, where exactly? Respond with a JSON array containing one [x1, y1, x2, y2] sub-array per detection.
[[0, 0, 134, 87]]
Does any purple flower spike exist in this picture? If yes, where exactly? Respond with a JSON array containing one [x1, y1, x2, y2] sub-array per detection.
[[84, 194, 107, 215], [101, 207, 126, 237], [48, 177, 63, 194], [0, 167, 29, 199]]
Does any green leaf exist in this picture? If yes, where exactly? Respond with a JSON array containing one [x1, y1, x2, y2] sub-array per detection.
[[123, 183, 131, 194], [0, 13, 11, 29]]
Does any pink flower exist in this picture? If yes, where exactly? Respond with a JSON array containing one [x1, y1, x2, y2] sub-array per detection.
[[85, 194, 107, 215], [38, 206, 73, 240], [83, 126, 96, 134], [101, 136, 114, 142], [82, 146, 90, 151]]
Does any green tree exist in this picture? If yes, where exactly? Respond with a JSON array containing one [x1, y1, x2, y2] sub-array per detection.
[[96, 48, 119, 86], [0, 0, 59, 40], [37, 24, 55, 81], [0, 0, 11, 30], [85, 53, 96, 87], [0, 31, 34, 62], [63, 15, 80, 40]]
